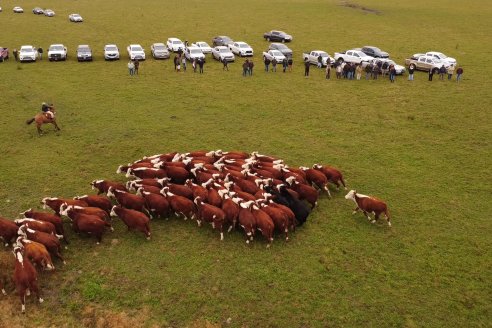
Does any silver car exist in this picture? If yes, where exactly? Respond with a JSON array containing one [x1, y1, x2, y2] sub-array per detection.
[[151, 43, 170, 59]]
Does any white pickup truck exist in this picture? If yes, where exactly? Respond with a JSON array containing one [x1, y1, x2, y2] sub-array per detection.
[[48, 44, 67, 61], [263, 50, 286, 63], [334, 49, 373, 64], [302, 50, 334, 67]]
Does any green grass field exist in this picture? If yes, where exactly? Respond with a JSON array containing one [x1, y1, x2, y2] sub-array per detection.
[[0, 0, 491, 327]]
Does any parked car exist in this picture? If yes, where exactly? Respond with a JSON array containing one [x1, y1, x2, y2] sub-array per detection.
[[405, 54, 449, 72], [69, 14, 83, 22], [184, 46, 205, 62], [191, 41, 212, 54], [334, 49, 373, 64], [0, 48, 9, 62], [48, 44, 67, 61], [211, 46, 235, 62], [104, 44, 120, 60], [32, 7, 44, 15], [229, 42, 254, 57], [127, 44, 146, 60], [151, 43, 170, 59], [263, 50, 286, 63], [212, 36, 234, 47], [19, 45, 38, 62], [269, 43, 293, 58], [422, 51, 457, 66], [303, 50, 335, 66], [44, 9, 55, 17], [77, 45, 92, 62], [166, 38, 185, 52], [360, 46, 389, 58], [13, 6, 24, 13], [361, 58, 406, 75], [263, 30, 292, 42]]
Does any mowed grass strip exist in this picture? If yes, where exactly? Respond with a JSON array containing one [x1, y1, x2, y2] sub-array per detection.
[[0, 0, 491, 326]]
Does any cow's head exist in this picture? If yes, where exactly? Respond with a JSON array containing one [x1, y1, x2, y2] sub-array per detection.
[[20, 208, 33, 217], [345, 190, 356, 201], [107, 187, 115, 198], [91, 180, 104, 190]]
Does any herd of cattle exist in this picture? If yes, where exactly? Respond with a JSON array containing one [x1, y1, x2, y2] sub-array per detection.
[[0, 149, 391, 313]]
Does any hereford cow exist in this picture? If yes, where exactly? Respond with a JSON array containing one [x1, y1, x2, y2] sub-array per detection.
[[159, 178, 194, 199], [41, 197, 88, 215], [14, 219, 58, 236], [60, 204, 110, 223], [18, 226, 65, 264], [13, 246, 43, 313], [91, 179, 127, 195], [313, 164, 346, 190], [285, 177, 319, 209], [161, 187, 196, 220], [21, 209, 66, 243], [237, 200, 257, 244], [69, 212, 112, 244], [299, 166, 331, 197], [0, 216, 19, 246], [74, 195, 113, 215], [110, 206, 151, 240], [126, 167, 167, 179], [138, 190, 170, 219], [251, 204, 275, 247], [258, 201, 290, 241], [345, 190, 391, 226], [194, 197, 226, 240], [107, 187, 147, 213], [16, 238, 54, 271]]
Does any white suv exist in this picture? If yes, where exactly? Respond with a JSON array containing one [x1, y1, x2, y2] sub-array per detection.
[[104, 44, 120, 61], [127, 44, 146, 60], [48, 44, 67, 61], [229, 42, 254, 57], [19, 45, 38, 62], [166, 38, 185, 52]]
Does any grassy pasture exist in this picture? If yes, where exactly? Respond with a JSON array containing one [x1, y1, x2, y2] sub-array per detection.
[[0, 0, 491, 327]]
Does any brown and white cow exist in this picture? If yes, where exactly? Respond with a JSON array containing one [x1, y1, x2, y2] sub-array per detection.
[[107, 187, 147, 213], [0, 216, 19, 246], [345, 190, 391, 226], [16, 238, 55, 271], [161, 187, 196, 220], [21, 209, 66, 243], [313, 164, 346, 190], [194, 197, 226, 240], [110, 206, 151, 240], [41, 197, 88, 215], [18, 226, 65, 264], [74, 195, 113, 215], [14, 218, 58, 237], [91, 179, 128, 195], [13, 246, 44, 313]]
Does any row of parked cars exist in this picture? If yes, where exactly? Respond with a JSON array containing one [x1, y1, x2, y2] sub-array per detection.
[[3, 6, 83, 21]]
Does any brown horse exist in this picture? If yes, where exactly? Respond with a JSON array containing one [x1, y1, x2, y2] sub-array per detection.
[[26, 106, 60, 135]]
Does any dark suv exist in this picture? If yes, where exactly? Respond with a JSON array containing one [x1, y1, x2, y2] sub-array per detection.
[[360, 46, 389, 58], [263, 30, 292, 42], [212, 36, 234, 47]]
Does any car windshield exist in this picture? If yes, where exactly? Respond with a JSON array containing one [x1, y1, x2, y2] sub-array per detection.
[[132, 46, 143, 51], [154, 45, 165, 50], [239, 44, 249, 48], [219, 48, 229, 53], [320, 53, 328, 57], [271, 51, 282, 56], [78, 47, 90, 51], [73, 15, 80, 18], [275, 44, 287, 50], [21, 47, 33, 51], [173, 41, 182, 44], [106, 46, 117, 51], [222, 38, 232, 43], [198, 42, 209, 47], [50, 46, 64, 51], [435, 52, 447, 59]]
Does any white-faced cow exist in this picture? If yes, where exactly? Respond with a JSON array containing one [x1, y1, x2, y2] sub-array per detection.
[[345, 190, 391, 226]]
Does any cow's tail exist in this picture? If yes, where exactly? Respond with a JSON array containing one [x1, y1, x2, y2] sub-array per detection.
[[26, 118, 35, 125]]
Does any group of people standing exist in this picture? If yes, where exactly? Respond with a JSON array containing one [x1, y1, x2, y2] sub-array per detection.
[[427, 64, 463, 82], [263, 57, 293, 73], [173, 48, 204, 74], [127, 58, 140, 76]]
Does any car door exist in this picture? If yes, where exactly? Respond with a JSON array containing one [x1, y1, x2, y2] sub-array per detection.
[[425, 58, 434, 70]]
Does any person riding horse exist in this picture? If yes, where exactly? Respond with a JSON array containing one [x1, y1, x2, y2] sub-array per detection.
[[41, 102, 55, 119]]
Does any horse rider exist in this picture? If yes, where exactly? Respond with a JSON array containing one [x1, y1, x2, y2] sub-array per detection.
[[41, 102, 55, 119]]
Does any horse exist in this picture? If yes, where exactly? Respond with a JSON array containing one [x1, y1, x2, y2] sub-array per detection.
[[26, 106, 60, 135]]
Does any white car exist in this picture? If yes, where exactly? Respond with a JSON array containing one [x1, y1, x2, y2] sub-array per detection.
[[19, 45, 38, 62], [166, 38, 185, 53], [104, 44, 120, 60], [263, 50, 286, 63], [44, 9, 55, 17], [184, 47, 205, 62], [422, 52, 457, 66], [69, 13, 83, 22], [229, 42, 254, 57], [362, 58, 406, 75], [13, 6, 24, 13], [211, 46, 235, 62], [151, 43, 170, 59], [48, 44, 67, 61], [127, 44, 146, 60], [334, 49, 374, 64], [191, 41, 212, 54]]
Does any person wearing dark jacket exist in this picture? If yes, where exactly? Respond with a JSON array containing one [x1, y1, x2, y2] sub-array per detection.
[[173, 55, 178, 71], [389, 65, 396, 83], [428, 67, 435, 81], [264, 57, 271, 72], [222, 58, 228, 71], [456, 66, 463, 82], [198, 58, 204, 73], [408, 65, 415, 81], [272, 58, 277, 72], [242, 59, 249, 77], [439, 65, 446, 80], [288, 58, 293, 72], [317, 55, 322, 68], [282, 58, 288, 73], [248, 60, 254, 76], [304, 58, 310, 77], [13, 49, 18, 61], [38, 47, 43, 60]]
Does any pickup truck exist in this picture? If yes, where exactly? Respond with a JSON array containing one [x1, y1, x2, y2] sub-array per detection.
[[302, 50, 334, 67], [48, 44, 67, 61], [263, 50, 286, 63], [404, 55, 449, 72], [334, 49, 373, 64]]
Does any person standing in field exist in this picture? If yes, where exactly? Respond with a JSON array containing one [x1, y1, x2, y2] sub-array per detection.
[[408, 65, 415, 81], [248, 60, 254, 76], [336, 62, 342, 79], [389, 64, 396, 83], [317, 55, 322, 68], [176, 56, 181, 72], [456, 66, 463, 82], [242, 59, 249, 77], [372, 64, 379, 80], [439, 65, 446, 80], [272, 58, 277, 72], [127, 60, 135, 76], [37, 47, 43, 60], [447, 64, 455, 80], [182, 56, 187, 72], [325, 62, 331, 79], [222, 58, 228, 71], [356, 64, 362, 80], [198, 58, 204, 74], [173, 55, 178, 71], [288, 57, 293, 72], [365, 64, 371, 80], [381, 61, 389, 77], [428, 67, 434, 81], [193, 58, 197, 72], [282, 58, 288, 73], [133, 59, 140, 75], [264, 57, 271, 72], [304, 58, 310, 77], [13, 49, 18, 61]]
